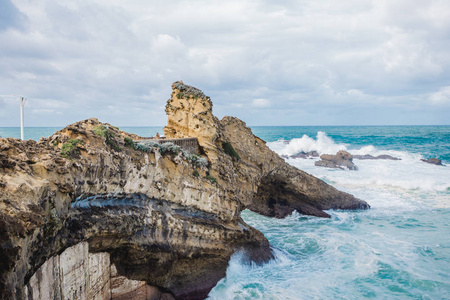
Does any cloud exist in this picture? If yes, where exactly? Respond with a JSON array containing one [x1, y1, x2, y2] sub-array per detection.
[[252, 99, 271, 108], [0, 0, 449, 126], [429, 86, 450, 105], [346, 89, 365, 97]]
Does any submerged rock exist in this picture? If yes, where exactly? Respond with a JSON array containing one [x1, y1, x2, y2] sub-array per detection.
[[0, 81, 369, 299], [315, 150, 358, 170]]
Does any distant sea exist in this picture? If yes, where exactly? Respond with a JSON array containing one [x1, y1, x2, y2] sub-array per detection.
[[0, 126, 164, 141], [2, 126, 450, 299]]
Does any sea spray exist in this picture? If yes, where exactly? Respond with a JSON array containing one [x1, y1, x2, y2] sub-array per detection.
[[274, 131, 348, 156], [209, 127, 450, 299]]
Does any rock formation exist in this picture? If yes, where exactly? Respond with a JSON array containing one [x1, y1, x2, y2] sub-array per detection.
[[421, 158, 444, 166], [315, 150, 358, 170], [0, 81, 369, 300], [284, 151, 319, 159]]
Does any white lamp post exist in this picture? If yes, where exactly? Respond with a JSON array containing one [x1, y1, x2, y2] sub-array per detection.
[[20, 96, 26, 140], [0, 95, 27, 140]]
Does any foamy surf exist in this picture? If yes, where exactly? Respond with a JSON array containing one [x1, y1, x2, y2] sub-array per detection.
[[268, 132, 450, 194], [209, 128, 450, 299]]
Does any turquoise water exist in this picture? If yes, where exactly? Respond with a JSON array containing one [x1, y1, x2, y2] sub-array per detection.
[[2, 126, 450, 299], [209, 126, 450, 299], [252, 126, 450, 164], [0, 126, 164, 141]]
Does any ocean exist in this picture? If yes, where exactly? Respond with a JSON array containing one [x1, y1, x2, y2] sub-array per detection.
[[1, 126, 449, 299]]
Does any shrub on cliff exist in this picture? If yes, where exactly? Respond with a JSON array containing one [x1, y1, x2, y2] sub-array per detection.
[[186, 154, 208, 167], [124, 137, 135, 148], [204, 174, 217, 184], [222, 142, 240, 160], [137, 141, 183, 157], [61, 139, 83, 158], [159, 142, 182, 156], [92, 125, 121, 152], [135, 141, 209, 168]]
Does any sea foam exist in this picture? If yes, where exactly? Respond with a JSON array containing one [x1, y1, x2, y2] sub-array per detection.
[[209, 128, 450, 300], [268, 132, 450, 194], [270, 131, 347, 156]]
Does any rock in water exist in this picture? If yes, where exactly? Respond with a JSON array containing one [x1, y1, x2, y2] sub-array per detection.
[[315, 150, 358, 170], [290, 151, 319, 159], [421, 158, 444, 166], [0, 81, 369, 299]]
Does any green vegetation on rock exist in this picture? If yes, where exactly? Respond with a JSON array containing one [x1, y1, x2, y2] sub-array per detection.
[[61, 139, 83, 158], [92, 125, 121, 152], [204, 174, 217, 184], [135, 141, 208, 167], [124, 137, 135, 148], [222, 142, 240, 160]]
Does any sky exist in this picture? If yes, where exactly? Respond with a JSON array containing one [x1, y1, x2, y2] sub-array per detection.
[[1, 0, 450, 127]]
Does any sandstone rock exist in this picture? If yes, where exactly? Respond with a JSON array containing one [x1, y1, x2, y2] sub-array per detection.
[[24, 242, 173, 300], [421, 158, 444, 166], [315, 150, 358, 170], [164, 81, 219, 161], [0, 82, 369, 300]]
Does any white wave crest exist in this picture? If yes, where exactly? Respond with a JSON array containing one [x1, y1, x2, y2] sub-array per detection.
[[269, 132, 414, 160], [268, 132, 450, 195], [275, 131, 348, 156]]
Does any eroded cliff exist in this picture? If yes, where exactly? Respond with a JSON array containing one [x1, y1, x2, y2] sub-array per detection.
[[0, 81, 368, 300], [164, 81, 369, 218]]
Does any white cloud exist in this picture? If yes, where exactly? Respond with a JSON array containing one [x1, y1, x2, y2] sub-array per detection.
[[252, 98, 271, 108], [429, 86, 450, 105], [0, 0, 449, 126]]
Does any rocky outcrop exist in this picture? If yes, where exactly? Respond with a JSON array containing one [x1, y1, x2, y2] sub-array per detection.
[[1, 81, 369, 300], [283, 151, 319, 159], [315, 150, 358, 170], [421, 158, 444, 166], [165, 82, 368, 218]]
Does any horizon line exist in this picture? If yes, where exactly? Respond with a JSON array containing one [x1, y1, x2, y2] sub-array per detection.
[[1, 124, 450, 128]]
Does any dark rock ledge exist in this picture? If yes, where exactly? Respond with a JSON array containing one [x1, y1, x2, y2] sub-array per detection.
[[0, 81, 369, 300]]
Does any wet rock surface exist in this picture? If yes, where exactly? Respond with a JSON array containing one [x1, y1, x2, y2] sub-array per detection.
[[421, 158, 444, 166], [1, 81, 369, 299], [315, 150, 358, 170], [287, 151, 319, 159]]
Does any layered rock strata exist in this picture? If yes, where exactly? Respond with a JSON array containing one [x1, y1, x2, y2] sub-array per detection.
[[24, 242, 173, 300], [1, 81, 369, 299]]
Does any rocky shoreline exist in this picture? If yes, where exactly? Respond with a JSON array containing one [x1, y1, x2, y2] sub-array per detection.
[[283, 146, 444, 170], [0, 82, 369, 299]]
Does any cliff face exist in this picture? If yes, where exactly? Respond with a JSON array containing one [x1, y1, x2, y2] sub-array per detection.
[[164, 81, 368, 218], [0, 82, 369, 300]]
